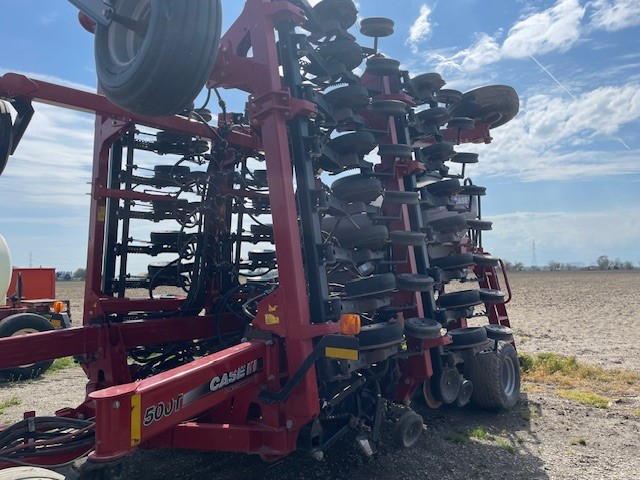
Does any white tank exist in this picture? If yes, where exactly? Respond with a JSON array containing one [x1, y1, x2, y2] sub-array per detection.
[[0, 235, 12, 305]]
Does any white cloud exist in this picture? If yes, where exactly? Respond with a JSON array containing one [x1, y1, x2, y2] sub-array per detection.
[[429, 0, 587, 74], [407, 5, 433, 52], [456, 82, 640, 181], [502, 0, 586, 58], [590, 0, 640, 31], [429, 33, 501, 73]]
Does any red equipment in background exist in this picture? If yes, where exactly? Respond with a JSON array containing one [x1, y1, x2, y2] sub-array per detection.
[[0, 1, 520, 478], [7, 268, 56, 303]]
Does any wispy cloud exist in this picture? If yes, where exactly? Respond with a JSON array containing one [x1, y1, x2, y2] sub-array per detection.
[[407, 4, 433, 53], [589, 0, 640, 31], [502, 0, 586, 58]]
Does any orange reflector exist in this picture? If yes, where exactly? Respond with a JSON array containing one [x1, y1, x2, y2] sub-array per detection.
[[339, 314, 361, 335], [52, 301, 65, 313]]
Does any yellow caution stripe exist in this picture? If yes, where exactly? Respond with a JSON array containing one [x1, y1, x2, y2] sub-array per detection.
[[131, 394, 141, 447], [325, 347, 359, 361]]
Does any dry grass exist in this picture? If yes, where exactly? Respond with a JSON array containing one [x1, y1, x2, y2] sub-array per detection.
[[557, 390, 610, 408], [518, 352, 640, 397]]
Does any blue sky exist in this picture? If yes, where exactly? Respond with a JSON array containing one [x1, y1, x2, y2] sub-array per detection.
[[1, 0, 639, 271]]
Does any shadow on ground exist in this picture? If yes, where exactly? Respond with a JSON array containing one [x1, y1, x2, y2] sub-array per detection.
[[123, 394, 548, 480]]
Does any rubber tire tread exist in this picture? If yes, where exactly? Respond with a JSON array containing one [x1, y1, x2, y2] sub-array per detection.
[[0, 100, 12, 176], [331, 175, 382, 203], [335, 224, 389, 249], [392, 410, 424, 448], [450, 85, 519, 129], [469, 340, 521, 409], [438, 290, 482, 309], [357, 321, 404, 348], [0, 313, 55, 379], [345, 272, 396, 298], [396, 274, 434, 292], [447, 326, 488, 346], [95, 0, 222, 117]]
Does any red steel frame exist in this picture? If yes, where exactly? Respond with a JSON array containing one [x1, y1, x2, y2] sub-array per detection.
[[0, 0, 512, 469]]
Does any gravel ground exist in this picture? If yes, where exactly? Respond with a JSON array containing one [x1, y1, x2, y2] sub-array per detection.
[[1, 271, 639, 479]]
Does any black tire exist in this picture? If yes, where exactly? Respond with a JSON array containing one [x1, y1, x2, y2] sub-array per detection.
[[447, 326, 488, 346], [365, 57, 401, 76], [467, 219, 493, 231], [360, 17, 395, 38], [451, 152, 479, 164], [411, 73, 445, 99], [0, 100, 12, 177], [435, 89, 462, 105], [371, 100, 408, 116], [469, 340, 520, 409], [430, 253, 475, 270], [405, 317, 441, 339], [422, 178, 461, 197], [0, 314, 55, 379], [393, 411, 423, 448], [479, 288, 505, 304], [426, 215, 467, 234], [447, 117, 475, 130], [438, 290, 482, 309], [484, 324, 514, 341], [389, 231, 426, 246], [335, 224, 389, 249], [331, 175, 382, 203], [416, 107, 451, 127], [459, 185, 487, 196], [328, 131, 377, 156], [396, 274, 434, 292], [0, 467, 65, 479], [345, 272, 396, 298], [357, 321, 404, 349], [318, 39, 364, 70], [450, 85, 520, 129], [324, 85, 370, 109], [95, 0, 222, 117], [378, 143, 413, 158], [472, 254, 500, 267], [421, 142, 455, 161], [313, 0, 358, 30]]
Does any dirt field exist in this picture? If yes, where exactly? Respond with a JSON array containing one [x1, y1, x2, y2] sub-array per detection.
[[1, 271, 639, 479]]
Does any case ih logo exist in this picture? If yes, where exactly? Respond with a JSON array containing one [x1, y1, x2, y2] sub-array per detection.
[[209, 359, 260, 392]]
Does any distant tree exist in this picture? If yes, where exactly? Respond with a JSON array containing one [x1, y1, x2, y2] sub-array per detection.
[[622, 261, 634, 270], [73, 268, 86, 280], [502, 260, 513, 271], [548, 260, 561, 271], [596, 255, 610, 270], [63, 273, 72, 281], [513, 261, 524, 271]]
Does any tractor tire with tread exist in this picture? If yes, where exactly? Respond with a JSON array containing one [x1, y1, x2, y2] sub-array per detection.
[[95, 0, 222, 117], [469, 340, 521, 409], [0, 313, 55, 379]]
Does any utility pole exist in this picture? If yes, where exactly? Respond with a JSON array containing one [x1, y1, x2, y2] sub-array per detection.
[[28, 251, 33, 268], [531, 240, 537, 270]]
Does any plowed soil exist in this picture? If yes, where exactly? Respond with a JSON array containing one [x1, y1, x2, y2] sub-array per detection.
[[1, 271, 639, 479]]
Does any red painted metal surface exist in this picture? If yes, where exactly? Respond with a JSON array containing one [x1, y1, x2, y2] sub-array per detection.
[[7, 268, 56, 302], [0, 0, 515, 470]]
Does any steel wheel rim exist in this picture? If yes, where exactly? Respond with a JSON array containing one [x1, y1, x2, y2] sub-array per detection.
[[502, 354, 517, 397], [108, 0, 151, 68]]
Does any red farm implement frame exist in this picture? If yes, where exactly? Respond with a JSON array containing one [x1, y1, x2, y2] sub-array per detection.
[[0, 1, 518, 478]]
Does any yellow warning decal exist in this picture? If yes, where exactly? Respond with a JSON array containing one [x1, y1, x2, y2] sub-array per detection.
[[131, 394, 141, 447], [325, 347, 359, 361], [265, 313, 280, 325]]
